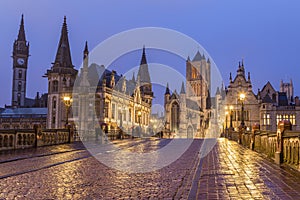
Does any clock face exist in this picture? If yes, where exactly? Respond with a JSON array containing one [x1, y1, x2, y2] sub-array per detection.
[[17, 58, 25, 65]]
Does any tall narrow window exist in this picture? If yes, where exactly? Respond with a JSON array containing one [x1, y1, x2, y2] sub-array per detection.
[[18, 70, 22, 79], [128, 108, 132, 122], [52, 97, 57, 109], [52, 80, 58, 92], [18, 81, 22, 91], [263, 114, 270, 125], [290, 114, 296, 125], [111, 103, 115, 119], [104, 102, 109, 118]]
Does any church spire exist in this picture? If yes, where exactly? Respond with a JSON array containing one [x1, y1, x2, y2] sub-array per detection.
[[180, 81, 185, 94], [54, 16, 73, 68], [140, 45, 147, 65], [83, 41, 89, 70], [17, 14, 26, 41], [137, 46, 151, 83], [165, 83, 170, 95]]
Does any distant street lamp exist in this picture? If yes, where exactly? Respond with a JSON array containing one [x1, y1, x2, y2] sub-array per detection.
[[63, 96, 72, 128], [229, 105, 233, 128], [239, 93, 246, 127]]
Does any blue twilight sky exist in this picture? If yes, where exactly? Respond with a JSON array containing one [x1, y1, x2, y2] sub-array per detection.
[[0, 1, 300, 107]]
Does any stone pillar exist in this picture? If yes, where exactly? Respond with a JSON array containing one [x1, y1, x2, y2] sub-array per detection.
[[33, 124, 42, 147], [250, 123, 260, 150], [275, 120, 291, 165]]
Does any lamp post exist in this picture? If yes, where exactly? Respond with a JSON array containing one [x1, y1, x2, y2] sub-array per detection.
[[239, 93, 245, 127], [229, 105, 233, 129], [225, 111, 228, 130], [238, 93, 246, 144], [63, 96, 72, 128]]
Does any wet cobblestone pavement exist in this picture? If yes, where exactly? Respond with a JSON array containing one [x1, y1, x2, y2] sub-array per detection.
[[0, 138, 300, 199]]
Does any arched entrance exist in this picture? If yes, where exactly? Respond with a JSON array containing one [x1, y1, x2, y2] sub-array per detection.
[[170, 101, 180, 132]]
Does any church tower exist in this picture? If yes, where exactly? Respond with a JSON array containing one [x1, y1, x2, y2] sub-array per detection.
[[11, 15, 29, 107], [186, 51, 211, 110], [137, 46, 153, 105], [44, 17, 78, 129]]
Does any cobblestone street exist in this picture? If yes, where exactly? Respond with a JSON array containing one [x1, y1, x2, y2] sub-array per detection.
[[0, 138, 300, 199]]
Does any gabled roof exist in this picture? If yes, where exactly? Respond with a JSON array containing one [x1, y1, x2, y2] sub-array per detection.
[[262, 94, 273, 103]]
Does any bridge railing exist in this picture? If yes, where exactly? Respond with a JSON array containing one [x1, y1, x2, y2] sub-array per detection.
[[0, 127, 71, 151], [225, 122, 300, 169]]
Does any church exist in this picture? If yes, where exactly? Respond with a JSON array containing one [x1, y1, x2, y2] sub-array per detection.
[[164, 51, 212, 138]]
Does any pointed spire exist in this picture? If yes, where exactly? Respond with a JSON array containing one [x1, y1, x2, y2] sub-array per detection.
[[83, 41, 89, 71], [180, 81, 185, 94], [138, 46, 151, 83], [140, 45, 147, 65], [248, 72, 251, 81], [207, 58, 210, 63], [230, 72, 232, 82], [216, 87, 220, 95], [165, 83, 170, 95], [131, 72, 136, 82], [54, 16, 73, 68], [187, 56, 190, 62], [192, 51, 202, 61], [202, 53, 206, 60], [17, 14, 26, 41], [84, 41, 89, 56]]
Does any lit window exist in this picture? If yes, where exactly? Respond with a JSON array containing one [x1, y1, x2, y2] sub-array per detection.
[[290, 114, 296, 125], [263, 114, 270, 125]]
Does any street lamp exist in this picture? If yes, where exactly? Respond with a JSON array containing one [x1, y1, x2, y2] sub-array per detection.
[[63, 96, 72, 128], [239, 93, 245, 127], [229, 105, 233, 128], [225, 111, 229, 130]]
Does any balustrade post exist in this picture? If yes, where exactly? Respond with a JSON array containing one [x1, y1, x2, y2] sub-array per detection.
[[275, 120, 291, 165], [250, 123, 260, 150]]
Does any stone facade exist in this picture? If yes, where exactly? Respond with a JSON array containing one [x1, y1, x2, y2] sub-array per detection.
[[72, 45, 153, 137], [225, 61, 300, 132], [164, 51, 212, 138], [44, 17, 78, 129]]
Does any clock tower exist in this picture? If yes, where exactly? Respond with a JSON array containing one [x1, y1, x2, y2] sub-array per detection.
[[11, 14, 29, 107]]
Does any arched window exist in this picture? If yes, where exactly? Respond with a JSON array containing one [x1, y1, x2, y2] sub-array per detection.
[[18, 70, 22, 79], [18, 81, 22, 91], [52, 80, 58, 92], [52, 97, 57, 109]]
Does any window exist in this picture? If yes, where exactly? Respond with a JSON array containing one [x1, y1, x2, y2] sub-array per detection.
[[290, 114, 296, 125], [52, 80, 58, 92], [232, 111, 236, 121], [52, 116, 56, 124], [52, 97, 57, 109], [276, 115, 282, 126], [18, 81, 22, 91], [263, 114, 270, 125], [18, 70, 22, 79], [104, 102, 109, 118], [128, 108, 132, 122], [112, 103, 115, 119]]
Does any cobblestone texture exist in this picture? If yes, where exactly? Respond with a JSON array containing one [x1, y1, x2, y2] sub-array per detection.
[[0, 138, 299, 199]]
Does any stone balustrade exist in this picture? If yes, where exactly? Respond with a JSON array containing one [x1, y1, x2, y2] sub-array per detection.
[[226, 121, 300, 169], [0, 126, 73, 151]]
